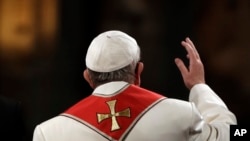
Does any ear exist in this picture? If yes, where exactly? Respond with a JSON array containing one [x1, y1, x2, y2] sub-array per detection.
[[83, 69, 94, 88], [134, 62, 144, 86]]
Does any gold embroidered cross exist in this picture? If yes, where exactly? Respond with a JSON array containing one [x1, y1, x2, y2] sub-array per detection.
[[97, 99, 130, 131]]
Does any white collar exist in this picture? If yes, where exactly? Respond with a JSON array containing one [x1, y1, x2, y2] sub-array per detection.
[[93, 81, 130, 96]]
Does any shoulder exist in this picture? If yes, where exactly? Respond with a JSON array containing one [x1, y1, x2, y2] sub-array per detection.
[[37, 116, 68, 128], [160, 98, 194, 112], [34, 116, 71, 137], [135, 98, 197, 133], [146, 98, 195, 121], [33, 116, 67, 141]]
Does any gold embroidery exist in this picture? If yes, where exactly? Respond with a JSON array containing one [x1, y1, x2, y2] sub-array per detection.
[[97, 100, 130, 131]]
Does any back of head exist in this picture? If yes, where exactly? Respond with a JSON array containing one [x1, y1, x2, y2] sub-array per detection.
[[85, 30, 141, 86]]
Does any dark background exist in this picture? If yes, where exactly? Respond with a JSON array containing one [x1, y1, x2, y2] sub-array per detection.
[[1, 0, 249, 140]]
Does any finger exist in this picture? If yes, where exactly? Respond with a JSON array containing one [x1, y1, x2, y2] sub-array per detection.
[[181, 41, 196, 64], [175, 58, 188, 76], [186, 37, 195, 48], [186, 37, 200, 59]]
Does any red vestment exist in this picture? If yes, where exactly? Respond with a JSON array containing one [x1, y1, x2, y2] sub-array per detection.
[[64, 84, 165, 140]]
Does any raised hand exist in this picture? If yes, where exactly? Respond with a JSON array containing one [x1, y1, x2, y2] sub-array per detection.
[[174, 37, 205, 90]]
